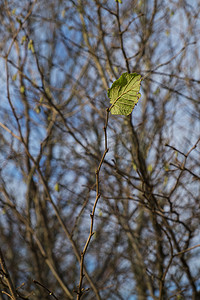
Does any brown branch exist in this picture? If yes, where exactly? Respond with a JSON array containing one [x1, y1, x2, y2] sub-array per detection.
[[0, 247, 18, 300], [174, 244, 200, 257], [0, 122, 21, 142], [115, 2, 130, 73], [76, 109, 109, 299], [0, 185, 73, 300]]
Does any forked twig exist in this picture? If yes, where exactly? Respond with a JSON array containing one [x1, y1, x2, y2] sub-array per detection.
[[33, 280, 59, 300], [76, 109, 109, 299]]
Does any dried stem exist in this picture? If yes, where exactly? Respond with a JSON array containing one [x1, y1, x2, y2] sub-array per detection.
[[76, 109, 109, 299]]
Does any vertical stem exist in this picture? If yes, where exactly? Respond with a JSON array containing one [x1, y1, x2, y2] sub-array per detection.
[[116, 2, 131, 73], [76, 109, 109, 299]]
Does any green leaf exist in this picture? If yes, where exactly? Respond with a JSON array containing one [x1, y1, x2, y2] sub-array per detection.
[[98, 209, 103, 217], [28, 39, 35, 53], [153, 87, 160, 95], [164, 163, 169, 172], [20, 86, 25, 94], [107, 72, 141, 115], [54, 183, 59, 192], [114, 66, 119, 74], [21, 35, 26, 45], [176, 295, 183, 300], [35, 106, 41, 114], [147, 164, 153, 172], [12, 73, 17, 81], [28, 39, 32, 50], [30, 44, 35, 53], [132, 162, 137, 171], [115, 0, 122, 3]]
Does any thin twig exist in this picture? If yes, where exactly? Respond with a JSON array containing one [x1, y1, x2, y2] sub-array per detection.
[[173, 244, 200, 257], [33, 280, 59, 300], [76, 109, 109, 299], [0, 247, 18, 300], [0, 122, 21, 142]]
